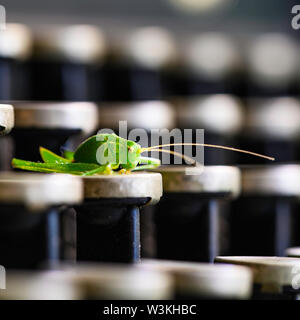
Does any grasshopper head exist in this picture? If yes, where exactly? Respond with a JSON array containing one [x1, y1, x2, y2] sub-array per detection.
[[121, 140, 142, 170]]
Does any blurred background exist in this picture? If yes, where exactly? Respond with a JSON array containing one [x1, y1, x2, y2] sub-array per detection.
[[1, 0, 298, 33], [0, 0, 300, 164]]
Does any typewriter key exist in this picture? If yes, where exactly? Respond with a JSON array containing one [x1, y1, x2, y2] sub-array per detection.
[[0, 24, 33, 100], [238, 97, 300, 164], [0, 104, 14, 171], [75, 173, 162, 263], [104, 27, 177, 101], [216, 256, 300, 300], [181, 33, 243, 97], [152, 165, 241, 262], [140, 259, 252, 300], [0, 173, 83, 269], [175, 94, 244, 165], [246, 34, 298, 97], [12, 102, 98, 162], [30, 25, 107, 101], [285, 247, 300, 258], [229, 165, 300, 256], [0, 270, 80, 299], [57, 263, 173, 300], [97, 101, 176, 258]]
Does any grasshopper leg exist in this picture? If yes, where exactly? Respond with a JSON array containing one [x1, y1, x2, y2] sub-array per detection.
[[132, 164, 160, 171], [132, 156, 161, 172], [82, 165, 112, 176]]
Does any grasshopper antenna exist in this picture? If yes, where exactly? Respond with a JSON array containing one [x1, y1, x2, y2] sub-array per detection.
[[141, 143, 275, 161], [143, 148, 198, 165]]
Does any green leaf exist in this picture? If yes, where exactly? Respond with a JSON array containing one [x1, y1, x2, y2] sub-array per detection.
[[12, 158, 100, 175], [63, 150, 75, 161], [39, 147, 71, 164]]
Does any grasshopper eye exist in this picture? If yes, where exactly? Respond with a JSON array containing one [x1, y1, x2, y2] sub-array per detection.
[[128, 146, 134, 152]]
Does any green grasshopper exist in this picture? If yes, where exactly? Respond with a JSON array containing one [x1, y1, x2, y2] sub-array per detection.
[[12, 133, 274, 176]]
